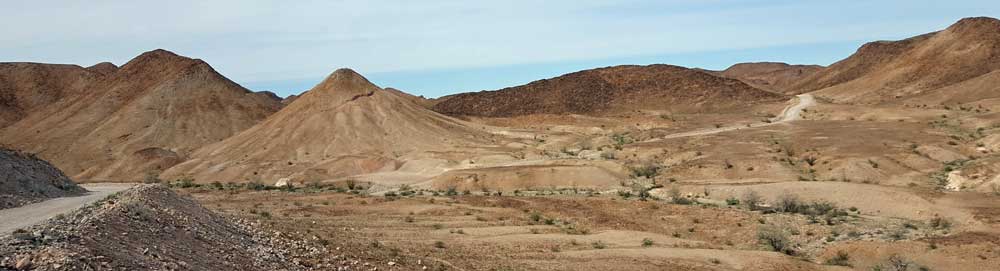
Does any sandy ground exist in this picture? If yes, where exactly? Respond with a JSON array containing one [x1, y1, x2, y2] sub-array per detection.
[[180, 186, 1000, 271]]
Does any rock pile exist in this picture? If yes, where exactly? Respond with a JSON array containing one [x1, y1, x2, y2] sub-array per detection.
[[0, 184, 317, 270], [0, 148, 84, 209]]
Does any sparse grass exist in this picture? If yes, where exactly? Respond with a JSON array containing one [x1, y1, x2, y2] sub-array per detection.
[[824, 250, 852, 267]]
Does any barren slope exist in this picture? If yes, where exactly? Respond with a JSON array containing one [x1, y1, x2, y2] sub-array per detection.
[[432, 64, 786, 117], [162, 68, 487, 183], [0, 49, 282, 181], [791, 17, 1000, 102]]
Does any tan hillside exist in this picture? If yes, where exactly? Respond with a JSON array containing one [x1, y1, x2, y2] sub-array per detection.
[[713, 62, 823, 94], [0, 49, 282, 181], [0, 62, 107, 127], [432, 64, 786, 117], [792, 17, 1000, 102], [162, 68, 487, 183]]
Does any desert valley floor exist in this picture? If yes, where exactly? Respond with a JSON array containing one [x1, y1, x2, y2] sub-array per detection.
[[3, 17, 1000, 271]]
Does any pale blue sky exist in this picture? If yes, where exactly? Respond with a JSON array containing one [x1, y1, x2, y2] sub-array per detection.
[[2, 1, 998, 98]]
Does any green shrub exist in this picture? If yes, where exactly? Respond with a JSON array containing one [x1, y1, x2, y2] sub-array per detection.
[[592, 241, 607, 249], [641, 238, 654, 247]]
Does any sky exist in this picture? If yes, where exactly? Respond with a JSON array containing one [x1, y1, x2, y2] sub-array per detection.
[[2, 1, 998, 98]]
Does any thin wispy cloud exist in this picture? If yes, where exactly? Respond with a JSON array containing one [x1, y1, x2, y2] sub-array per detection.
[[2, 0, 997, 97]]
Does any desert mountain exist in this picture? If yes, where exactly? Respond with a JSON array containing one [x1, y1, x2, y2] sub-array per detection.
[[790, 17, 1000, 103], [432, 64, 786, 117], [0, 49, 282, 181], [85, 62, 119, 75], [0, 62, 107, 127], [162, 68, 486, 183], [711, 62, 823, 94]]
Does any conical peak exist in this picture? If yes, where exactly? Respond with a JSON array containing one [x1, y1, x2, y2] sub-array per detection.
[[322, 68, 374, 88], [308, 68, 380, 101], [119, 49, 202, 72]]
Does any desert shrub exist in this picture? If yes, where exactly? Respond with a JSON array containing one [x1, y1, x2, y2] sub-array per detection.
[[445, 186, 458, 196], [929, 217, 951, 230], [618, 190, 633, 199], [757, 226, 793, 255], [248, 181, 267, 191], [991, 183, 1000, 196], [725, 197, 740, 206], [405, 216, 415, 223], [529, 212, 543, 222], [143, 171, 163, 184], [775, 192, 802, 213], [810, 201, 836, 215], [174, 178, 196, 188], [669, 186, 692, 205], [743, 190, 763, 211], [630, 163, 661, 179], [601, 151, 617, 160], [803, 156, 818, 166], [592, 241, 607, 249], [871, 254, 914, 271], [642, 238, 654, 247], [825, 250, 852, 267], [434, 241, 446, 249]]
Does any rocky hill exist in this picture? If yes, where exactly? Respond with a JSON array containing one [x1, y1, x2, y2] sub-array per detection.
[[0, 62, 107, 127], [790, 17, 1000, 103], [432, 64, 786, 117], [162, 68, 487, 183], [712, 62, 823, 94], [0, 148, 84, 209], [0, 49, 283, 181], [0, 184, 318, 270]]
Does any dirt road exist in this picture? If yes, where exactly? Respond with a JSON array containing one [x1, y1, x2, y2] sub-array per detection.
[[650, 94, 815, 141], [0, 183, 134, 236]]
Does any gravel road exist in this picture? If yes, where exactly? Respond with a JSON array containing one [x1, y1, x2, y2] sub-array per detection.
[[0, 183, 134, 236]]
